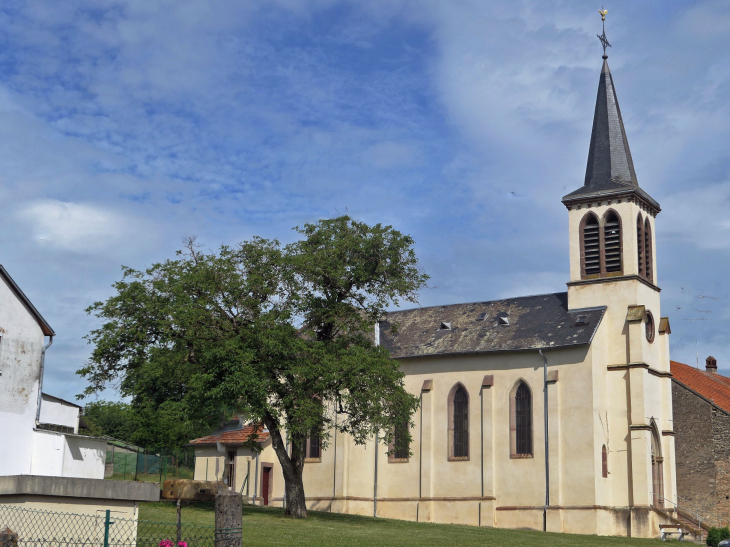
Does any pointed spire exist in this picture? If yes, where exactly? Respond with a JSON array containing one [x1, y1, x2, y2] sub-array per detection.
[[583, 58, 638, 187]]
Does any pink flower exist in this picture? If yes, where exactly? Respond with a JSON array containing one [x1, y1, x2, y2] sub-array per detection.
[[158, 540, 174, 547], [178, 543, 188, 547]]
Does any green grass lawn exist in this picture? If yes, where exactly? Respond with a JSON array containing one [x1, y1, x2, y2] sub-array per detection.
[[139, 502, 670, 546]]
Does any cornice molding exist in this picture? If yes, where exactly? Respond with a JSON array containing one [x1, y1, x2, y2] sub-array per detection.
[[567, 274, 660, 293]]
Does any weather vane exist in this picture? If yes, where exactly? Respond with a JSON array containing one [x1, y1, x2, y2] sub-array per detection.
[[597, 7, 611, 58]]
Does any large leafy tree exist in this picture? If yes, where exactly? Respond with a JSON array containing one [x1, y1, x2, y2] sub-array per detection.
[[79, 216, 427, 517]]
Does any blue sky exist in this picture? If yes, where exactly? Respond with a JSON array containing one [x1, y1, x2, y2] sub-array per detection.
[[1, 0, 730, 401]]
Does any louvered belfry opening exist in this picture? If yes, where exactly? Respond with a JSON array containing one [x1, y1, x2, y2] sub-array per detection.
[[644, 218, 652, 283], [582, 214, 600, 276], [515, 383, 532, 456], [603, 212, 622, 273], [637, 215, 645, 277], [453, 386, 469, 458]]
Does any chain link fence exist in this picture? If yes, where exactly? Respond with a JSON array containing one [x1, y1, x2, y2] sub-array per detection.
[[106, 445, 195, 485], [0, 504, 217, 547]]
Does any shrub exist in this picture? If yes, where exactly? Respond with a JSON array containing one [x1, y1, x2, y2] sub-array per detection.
[[706, 526, 730, 547]]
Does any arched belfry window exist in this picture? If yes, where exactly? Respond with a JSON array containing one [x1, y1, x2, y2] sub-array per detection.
[[448, 384, 469, 460], [580, 213, 600, 278], [603, 211, 622, 274], [510, 381, 532, 457], [644, 218, 653, 283], [637, 214, 645, 278]]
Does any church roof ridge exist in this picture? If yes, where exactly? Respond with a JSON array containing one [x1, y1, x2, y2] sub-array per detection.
[[387, 292, 606, 317]]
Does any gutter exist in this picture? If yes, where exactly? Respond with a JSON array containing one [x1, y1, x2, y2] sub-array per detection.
[[35, 335, 54, 425], [539, 349, 549, 532]]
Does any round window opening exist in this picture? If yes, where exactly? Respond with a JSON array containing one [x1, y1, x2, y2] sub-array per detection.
[[645, 311, 655, 343]]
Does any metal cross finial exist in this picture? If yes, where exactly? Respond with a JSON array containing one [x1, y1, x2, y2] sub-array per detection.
[[597, 7, 611, 58]]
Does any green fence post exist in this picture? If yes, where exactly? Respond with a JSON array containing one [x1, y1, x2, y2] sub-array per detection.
[[103, 509, 113, 547]]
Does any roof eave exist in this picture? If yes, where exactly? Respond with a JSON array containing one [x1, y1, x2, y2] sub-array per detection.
[[561, 186, 661, 213]]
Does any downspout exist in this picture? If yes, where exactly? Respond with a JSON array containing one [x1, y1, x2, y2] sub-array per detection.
[[539, 349, 549, 532], [332, 410, 337, 511], [35, 335, 54, 425], [418, 392, 423, 498], [373, 321, 380, 518], [373, 431, 379, 517], [253, 452, 259, 506]]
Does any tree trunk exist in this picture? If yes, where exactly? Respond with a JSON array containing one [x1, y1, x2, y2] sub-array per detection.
[[264, 415, 307, 518]]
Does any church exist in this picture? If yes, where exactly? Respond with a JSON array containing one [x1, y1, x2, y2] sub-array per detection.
[[191, 47, 679, 538]]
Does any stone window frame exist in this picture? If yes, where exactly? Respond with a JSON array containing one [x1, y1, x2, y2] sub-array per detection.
[[644, 217, 653, 284], [509, 379, 533, 459], [650, 420, 664, 508], [304, 433, 322, 463], [447, 382, 469, 461], [580, 212, 601, 279], [637, 213, 645, 278], [645, 311, 655, 344], [601, 209, 623, 277], [388, 420, 410, 463]]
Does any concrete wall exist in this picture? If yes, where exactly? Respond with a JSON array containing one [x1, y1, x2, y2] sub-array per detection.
[[0, 275, 46, 477]]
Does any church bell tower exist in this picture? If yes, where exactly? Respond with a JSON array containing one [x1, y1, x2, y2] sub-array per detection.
[[562, 51, 661, 316]]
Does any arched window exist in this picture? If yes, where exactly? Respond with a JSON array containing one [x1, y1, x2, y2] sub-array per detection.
[[305, 430, 321, 461], [637, 214, 644, 278], [448, 383, 469, 460], [510, 381, 532, 457], [389, 420, 409, 462], [644, 218, 653, 283], [601, 445, 608, 478], [453, 386, 469, 458], [603, 211, 622, 274], [651, 422, 664, 508], [581, 213, 600, 278]]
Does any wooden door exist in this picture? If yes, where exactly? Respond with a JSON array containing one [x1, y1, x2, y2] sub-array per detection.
[[262, 467, 271, 506]]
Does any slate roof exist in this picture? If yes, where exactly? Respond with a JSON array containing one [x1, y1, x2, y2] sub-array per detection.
[[562, 58, 660, 212], [379, 292, 605, 359], [671, 361, 730, 414], [189, 425, 269, 447]]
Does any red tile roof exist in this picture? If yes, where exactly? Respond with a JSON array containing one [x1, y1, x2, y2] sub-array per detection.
[[189, 425, 269, 447], [671, 361, 730, 413]]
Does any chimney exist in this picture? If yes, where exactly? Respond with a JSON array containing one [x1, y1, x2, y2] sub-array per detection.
[[706, 356, 718, 373]]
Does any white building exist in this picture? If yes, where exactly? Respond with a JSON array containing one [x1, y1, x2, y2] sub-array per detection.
[[0, 266, 159, 521], [0, 265, 106, 479]]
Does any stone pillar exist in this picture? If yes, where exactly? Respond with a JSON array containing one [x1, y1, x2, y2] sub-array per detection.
[[481, 375, 494, 527], [215, 491, 242, 547], [419, 379, 433, 522], [546, 370, 561, 532]]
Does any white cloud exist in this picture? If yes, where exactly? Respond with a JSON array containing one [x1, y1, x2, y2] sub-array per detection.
[[17, 200, 141, 254]]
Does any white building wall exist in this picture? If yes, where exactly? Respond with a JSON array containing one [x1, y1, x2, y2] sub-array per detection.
[[0, 276, 47, 477], [30, 431, 65, 477], [39, 396, 80, 431], [62, 437, 106, 479]]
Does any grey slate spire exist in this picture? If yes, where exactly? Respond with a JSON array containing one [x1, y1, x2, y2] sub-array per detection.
[[562, 57, 660, 212], [584, 58, 637, 187]]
